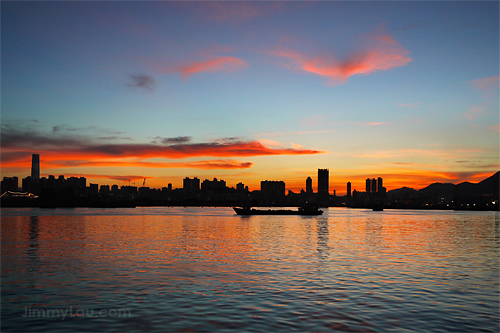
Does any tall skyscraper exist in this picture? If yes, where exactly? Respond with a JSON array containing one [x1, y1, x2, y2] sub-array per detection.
[[366, 178, 371, 193], [347, 182, 351, 198], [306, 177, 313, 193], [371, 178, 377, 193], [378, 177, 383, 193], [31, 154, 40, 182], [318, 169, 329, 194]]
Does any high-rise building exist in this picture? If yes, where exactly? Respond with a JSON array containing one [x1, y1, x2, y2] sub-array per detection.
[[261, 180, 285, 199], [31, 154, 40, 182], [347, 182, 351, 198], [183, 177, 200, 191], [318, 169, 329, 194], [371, 178, 377, 193], [306, 177, 313, 193], [366, 178, 371, 193], [378, 177, 383, 193]]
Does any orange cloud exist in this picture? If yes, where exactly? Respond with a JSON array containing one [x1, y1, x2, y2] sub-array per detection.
[[173, 56, 249, 78], [271, 28, 412, 84], [1, 126, 323, 171], [11, 159, 253, 170]]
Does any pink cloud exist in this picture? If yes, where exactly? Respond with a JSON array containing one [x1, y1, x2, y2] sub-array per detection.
[[465, 106, 485, 120], [173, 57, 249, 78], [353, 122, 389, 126], [271, 28, 412, 84], [470, 75, 500, 92]]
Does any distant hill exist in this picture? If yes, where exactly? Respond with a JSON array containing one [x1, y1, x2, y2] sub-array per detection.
[[387, 171, 499, 206], [419, 171, 499, 198], [386, 186, 419, 202]]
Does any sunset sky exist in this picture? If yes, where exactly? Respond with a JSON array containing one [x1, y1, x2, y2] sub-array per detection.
[[2, 1, 499, 194]]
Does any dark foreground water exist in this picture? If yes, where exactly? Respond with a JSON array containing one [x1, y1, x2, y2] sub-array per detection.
[[1, 207, 499, 332]]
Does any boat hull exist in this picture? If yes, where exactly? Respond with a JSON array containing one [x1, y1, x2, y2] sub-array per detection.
[[233, 207, 323, 216]]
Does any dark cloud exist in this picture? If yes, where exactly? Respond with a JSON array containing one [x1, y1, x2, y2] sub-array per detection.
[[127, 74, 156, 91], [97, 136, 133, 141], [153, 136, 192, 145], [52, 124, 96, 134], [2, 123, 85, 149]]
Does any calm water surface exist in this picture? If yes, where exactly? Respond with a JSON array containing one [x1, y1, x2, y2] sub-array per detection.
[[2, 207, 499, 332]]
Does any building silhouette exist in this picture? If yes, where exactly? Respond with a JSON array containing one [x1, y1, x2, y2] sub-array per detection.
[[366, 178, 371, 193], [261, 180, 285, 200], [201, 178, 226, 191], [347, 182, 351, 198], [306, 177, 313, 193], [378, 177, 383, 193], [31, 154, 40, 183], [318, 169, 329, 194], [371, 178, 377, 193], [183, 177, 200, 191], [1, 177, 19, 193]]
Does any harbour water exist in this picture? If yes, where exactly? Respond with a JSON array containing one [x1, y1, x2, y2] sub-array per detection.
[[1, 207, 499, 332]]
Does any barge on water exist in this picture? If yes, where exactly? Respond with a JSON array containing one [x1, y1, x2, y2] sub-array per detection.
[[233, 206, 323, 216]]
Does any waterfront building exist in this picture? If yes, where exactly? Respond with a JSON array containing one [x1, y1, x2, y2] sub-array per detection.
[[306, 177, 313, 193], [318, 169, 329, 194], [1, 177, 19, 193], [261, 180, 285, 199], [31, 154, 40, 183], [183, 177, 200, 191]]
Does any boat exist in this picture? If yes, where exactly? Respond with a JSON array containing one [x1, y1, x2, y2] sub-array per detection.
[[233, 206, 323, 216]]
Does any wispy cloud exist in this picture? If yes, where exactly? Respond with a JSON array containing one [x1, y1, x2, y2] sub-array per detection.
[[466, 75, 499, 121], [127, 74, 156, 91], [271, 26, 412, 85], [257, 139, 285, 148], [352, 121, 389, 126], [469, 75, 500, 92], [162, 56, 249, 78], [465, 106, 485, 121], [396, 103, 419, 108]]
